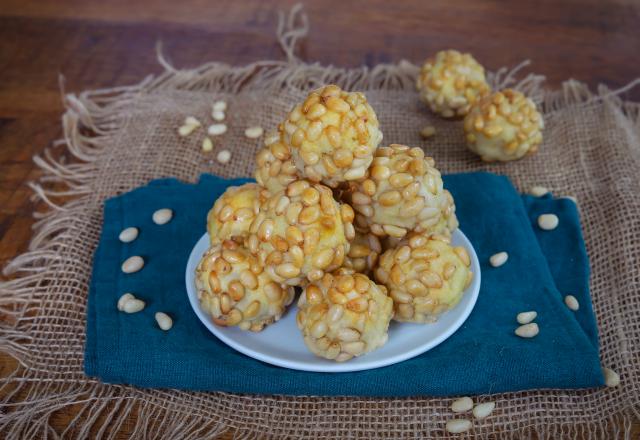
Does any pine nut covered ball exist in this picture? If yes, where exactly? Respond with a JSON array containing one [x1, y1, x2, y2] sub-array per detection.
[[463, 89, 544, 162], [280, 84, 383, 188], [206, 183, 270, 245], [349, 144, 458, 240], [375, 233, 473, 323], [297, 269, 393, 362], [342, 228, 382, 276], [195, 240, 295, 331], [254, 133, 300, 193], [416, 50, 490, 118], [245, 179, 355, 285]]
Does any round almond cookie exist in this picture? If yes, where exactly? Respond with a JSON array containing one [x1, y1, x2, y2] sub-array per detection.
[[349, 144, 458, 240], [296, 268, 393, 362], [245, 179, 355, 285], [463, 89, 544, 162], [254, 131, 300, 194], [280, 84, 383, 188], [206, 183, 270, 245], [416, 49, 490, 118], [375, 233, 473, 323], [195, 240, 295, 332]]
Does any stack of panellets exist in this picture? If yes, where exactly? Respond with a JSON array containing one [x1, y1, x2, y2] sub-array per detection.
[[1, 8, 639, 439], [197, 81, 472, 362]]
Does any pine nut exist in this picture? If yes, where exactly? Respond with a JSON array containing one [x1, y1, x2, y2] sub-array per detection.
[[515, 322, 539, 338], [264, 282, 282, 302], [538, 213, 559, 230], [121, 256, 144, 273], [517, 311, 537, 324], [337, 327, 360, 342], [208, 123, 228, 136], [123, 298, 145, 313], [420, 126, 436, 138], [390, 290, 412, 304], [473, 402, 495, 419], [312, 248, 335, 269], [453, 246, 471, 266], [212, 110, 225, 121], [328, 304, 344, 322], [178, 124, 198, 137], [202, 137, 213, 152], [528, 186, 548, 197], [117, 293, 135, 311], [446, 419, 472, 434], [244, 126, 264, 139], [276, 263, 301, 278], [212, 100, 227, 112], [216, 149, 231, 164], [240, 270, 258, 289], [489, 251, 508, 267], [342, 341, 365, 356], [184, 116, 201, 127], [155, 312, 173, 330], [451, 397, 473, 413], [603, 367, 620, 387], [118, 227, 138, 243], [564, 295, 580, 311], [344, 166, 366, 180], [152, 208, 173, 225], [311, 320, 328, 338]]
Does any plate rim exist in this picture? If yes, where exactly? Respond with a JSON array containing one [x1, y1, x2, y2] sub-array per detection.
[[185, 229, 481, 373]]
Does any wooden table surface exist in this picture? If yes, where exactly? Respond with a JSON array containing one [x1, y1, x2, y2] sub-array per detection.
[[1, 0, 639, 438]]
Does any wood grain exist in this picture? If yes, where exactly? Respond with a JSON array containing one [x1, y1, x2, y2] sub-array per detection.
[[1, 0, 639, 437]]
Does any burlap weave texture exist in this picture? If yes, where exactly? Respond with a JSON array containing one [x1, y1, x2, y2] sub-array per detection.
[[1, 7, 639, 439]]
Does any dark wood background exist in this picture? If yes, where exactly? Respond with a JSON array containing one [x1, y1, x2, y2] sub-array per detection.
[[1, 0, 639, 437]]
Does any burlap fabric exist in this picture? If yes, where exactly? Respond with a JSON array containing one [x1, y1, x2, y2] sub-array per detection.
[[1, 7, 639, 439]]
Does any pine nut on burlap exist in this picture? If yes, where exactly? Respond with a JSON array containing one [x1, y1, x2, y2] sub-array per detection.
[[1, 6, 639, 439]]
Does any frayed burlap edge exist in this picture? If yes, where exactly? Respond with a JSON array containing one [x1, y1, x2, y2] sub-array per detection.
[[1, 5, 639, 439]]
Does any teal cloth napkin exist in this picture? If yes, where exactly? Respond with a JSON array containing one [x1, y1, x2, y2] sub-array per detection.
[[84, 172, 603, 396]]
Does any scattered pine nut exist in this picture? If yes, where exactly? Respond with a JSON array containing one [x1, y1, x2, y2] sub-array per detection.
[[489, 251, 508, 267], [446, 419, 472, 434], [420, 126, 436, 139], [515, 322, 539, 338], [208, 123, 228, 136], [517, 311, 537, 325], [123, 298, 145, 313], [117, 293, 135, 311], [528, 186, 549, 197], [118, 227, 138, 243], [178, 124, 198, 137], [184, 116, 201, 127], [121, 256, 144, 274], [451, 397, 474, 413], [212, 100, 227, 112], [155, 312, 173, 331], [564, 295, 579, 311], [537, 214, 559, 230], [472, 402, 495, 419], [217, 149, 231, 164], [245, 126, 264, 139], [603, 367, 620, 387], [152, 208, 173, 225], [202, 137, 214, 152], [212, 110, 225, 121]]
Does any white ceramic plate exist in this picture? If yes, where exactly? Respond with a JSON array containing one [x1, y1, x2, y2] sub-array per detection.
[[185, 229, 481, 373]]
